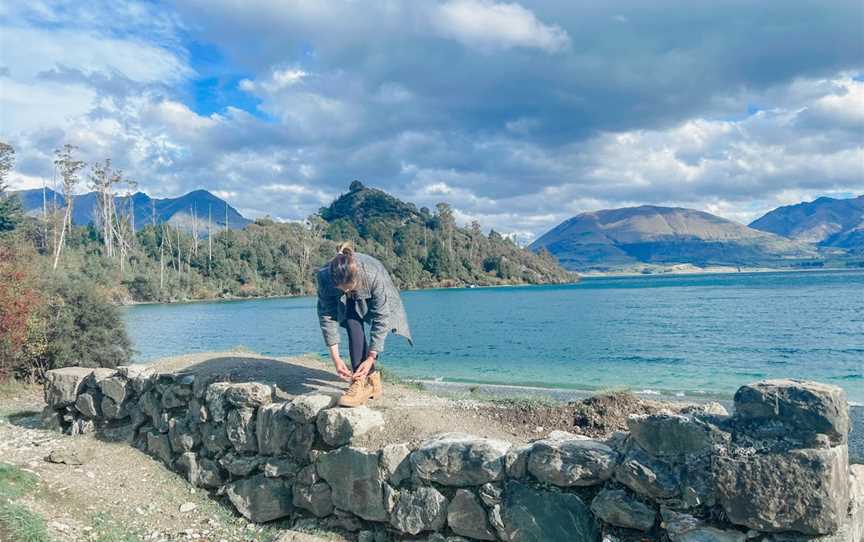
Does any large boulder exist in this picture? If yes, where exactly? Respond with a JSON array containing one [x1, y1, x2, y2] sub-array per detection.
[[98, 375, 130, 404], [411, 433, 511, 486], [502, 481, 599, 542], [615, 444, 680, 500], [528, 438, 618, 487], [390, 486, 448, 535], [734, 380, 849, 443], [226, 407, 257, 452], [590, 489, 656, 531], [225, 383, 273, 408], [627, 413, 730, 459], [287, 393, 337, 423], [716, 445, 849, 535], [447, 489, 496, 540], [316, 446, 387, 521], [45, 367, 94, 408], [292, 482, 333, 518], [316, 406, 384, 447], [225, 474, 293, 523], [380, 442, 412, 486]]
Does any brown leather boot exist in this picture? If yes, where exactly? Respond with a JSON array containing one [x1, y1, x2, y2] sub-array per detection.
[[338, 377, 373, 407], [368, 372, 383, 399]]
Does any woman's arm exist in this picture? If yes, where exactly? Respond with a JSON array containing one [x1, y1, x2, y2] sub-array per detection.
[[317, 272, 352, 381]]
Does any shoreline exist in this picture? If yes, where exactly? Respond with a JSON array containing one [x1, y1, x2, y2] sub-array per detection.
[[579, 265, 863, 278]]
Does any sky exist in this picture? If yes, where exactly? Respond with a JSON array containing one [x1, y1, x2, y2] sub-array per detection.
[[1, 1, 862, 243]]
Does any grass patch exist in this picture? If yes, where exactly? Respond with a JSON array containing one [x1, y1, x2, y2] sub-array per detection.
[[90, 512, 141, 542], [478, 395, 560, 409], [0, 464, 39, 502], [0, 464, 49, 542]]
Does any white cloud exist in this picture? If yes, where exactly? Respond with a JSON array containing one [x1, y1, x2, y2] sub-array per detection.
[[431, 0, 570, 53], [240, 68, 308, 93]]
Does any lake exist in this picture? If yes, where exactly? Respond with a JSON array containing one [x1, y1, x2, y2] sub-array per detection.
[[123, 270, 864, 404]]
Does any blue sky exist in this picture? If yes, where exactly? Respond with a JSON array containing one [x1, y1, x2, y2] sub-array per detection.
[[1, 0, 862, 241]]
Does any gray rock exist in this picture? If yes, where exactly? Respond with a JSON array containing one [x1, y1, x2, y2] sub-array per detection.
[[69, 418, 95, 435], [75, 392, 101, 418], [226, 407, 257, 452], [296, 465, 319, 486], [40, 407, 63, 431], [101, 396, 126, 419], [411, 433, 511, 486], [146, 431, 173, 465], [175, 452, 225, 489], [225, 474, 293, 523], [84, 368, 117, 389], [448, 489, 496, 540], [505, 444, 531, 479], [168, 417, 199, 453], [263, 457, 301, 478], [627, 413, 730, 459], [188, 399, 207, 424], [681, 402, 729, 417], [390, 486, 448, 535], [615, 444, 680, 500], [316, 446, 387, 521], [293, 482, 334, 518], [734, 380, 849, 443], [98, 375, 129, 404], [225, 382, 273, 408], [502, 480, 599, 542], [285, 422, 316, 460], [219, 453, 263, 477], [380, 442, 412, 486], [287, 393, 337, 423], [45, 367, 95, 407], [205, 382, 231, 422], [139, 389, 162, 427], [478, 483, 502, 507], [716, 445, 849, 535], [256, 403, 296, 455], [200, 421, 230, 455], [590, 489, 656, 531], [316, 406, 384, 447], [46, 447, 93, 465], [161, 386, 190, 409], [528, 438, 618, 487], [662, 509, 746, 542]]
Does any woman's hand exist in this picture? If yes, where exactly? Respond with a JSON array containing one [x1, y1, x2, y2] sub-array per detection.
[[333, 356, 353, 381], [352, 357, 376, 380]]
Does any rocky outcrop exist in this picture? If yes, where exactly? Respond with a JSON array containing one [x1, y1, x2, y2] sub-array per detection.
[[42, 368, 859, 541]]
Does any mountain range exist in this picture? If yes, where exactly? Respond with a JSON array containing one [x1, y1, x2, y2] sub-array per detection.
[[13, 187, 250, 233], [530, 195, 864, 272]]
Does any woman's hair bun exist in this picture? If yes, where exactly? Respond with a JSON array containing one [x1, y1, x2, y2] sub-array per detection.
[[336, 241, 354, 256]]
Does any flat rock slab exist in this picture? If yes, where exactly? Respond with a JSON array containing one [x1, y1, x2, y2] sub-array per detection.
[[316, 446, 387, 521], [590, 489, 656, 531], [287, 394, 337, 423], [44, 367, 96, 407], [734, 380, 849, 443], [390, 486, 448, 535], [663, 509, 747, 542], [627, 413, 730, 459], [316, 407, 384, 447], [225, 474, 293, 523], [502, 480, 599, 542], [447, 489, 496, 540], [411, 433, 511, 486]]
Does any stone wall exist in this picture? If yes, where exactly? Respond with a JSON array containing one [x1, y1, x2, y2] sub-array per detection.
[[41, 367, 863, 542]]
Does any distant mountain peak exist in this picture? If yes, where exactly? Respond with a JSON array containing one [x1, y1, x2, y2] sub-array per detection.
[[750, 194, 864, 251]]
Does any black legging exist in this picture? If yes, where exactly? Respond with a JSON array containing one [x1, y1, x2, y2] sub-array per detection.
[[344, 298, 376, 374]]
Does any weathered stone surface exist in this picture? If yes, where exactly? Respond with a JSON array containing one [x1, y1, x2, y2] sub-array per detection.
[[590, 489, 656, 531], [98, 375, 129, 404], [734, 380, 849, 443], [70, 418, 95, 435], [175, 452, 225, 488], [390, 486, 448, 535], [168, 417, 199, 453], [478, 483, 502, 507], [380, 442, 412, 486], [263, 457, 301, 478], [316, 406, 384, 447], [627, 413, 730, 459], [502, 480, 599, 542], [75, 392, 101, 418], [46, 447, 93, 466], [849, 465, 864, 542], [528, 438, 618, 487], [293, 482, 334, 518], [101, 396, 126, 419], [716, 445, 849, 535], [225, 474, 293, 523], [285, 423, 316, 460], [662, 509, 746, 542], [40, 407, 63, 431], [84, 368, 117, 389], [205, 382, 231, 422], [448, 489, 496, 540], [139, 389, 162, 426], [225, 383, 273, 408], [287, 393, 337, 423], [411, 433, 511, 486], [219, 453, 263, 477], [615, 444, 680, 500], [256, 403, 296, 455], [316, 446, 387, 521], [200, 421, 230, 455], [146, 431, 173, 465], [505, 443, 531, 479], [296, 465, 319, 486], [161, 386, 190, 409], [226, 407, 257, 452]]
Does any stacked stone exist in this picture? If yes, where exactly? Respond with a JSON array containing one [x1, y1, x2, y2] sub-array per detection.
[[42, 369, 863, 542]]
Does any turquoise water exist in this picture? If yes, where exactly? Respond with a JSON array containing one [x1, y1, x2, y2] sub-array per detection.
[[123, 270, 864, 403]]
